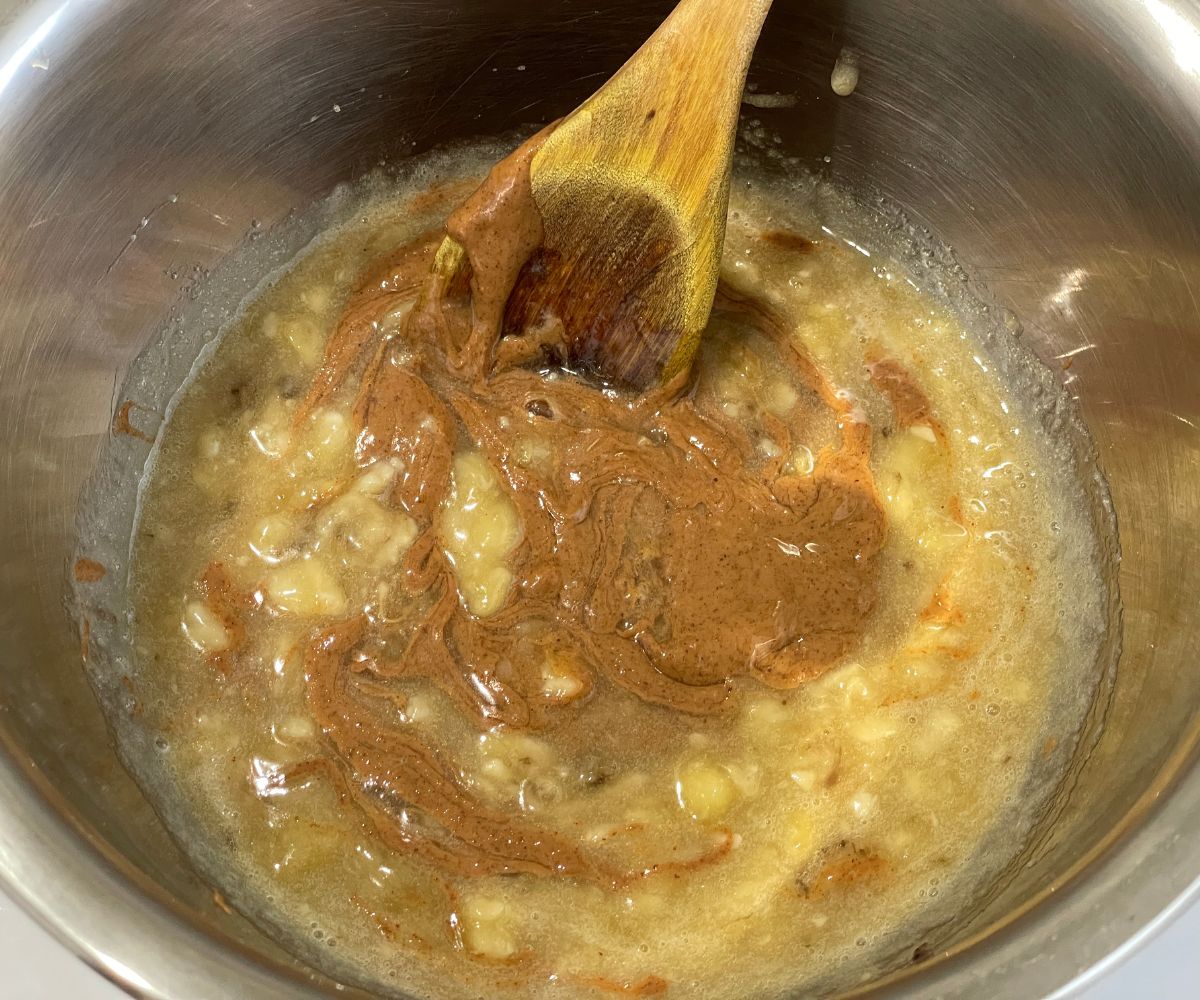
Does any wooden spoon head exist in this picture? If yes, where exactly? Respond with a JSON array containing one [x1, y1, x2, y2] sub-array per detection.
[[428, 0, 774, 389], [502, 164, 724, 388]]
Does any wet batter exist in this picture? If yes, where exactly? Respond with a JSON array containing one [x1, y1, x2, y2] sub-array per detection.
[[117, 138, 1110, 999]]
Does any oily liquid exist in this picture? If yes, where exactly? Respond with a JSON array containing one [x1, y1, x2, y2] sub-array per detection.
[[128, 144, 1108, 999]]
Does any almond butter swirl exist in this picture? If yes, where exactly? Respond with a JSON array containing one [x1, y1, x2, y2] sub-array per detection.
[[285, 135, 887, 881]]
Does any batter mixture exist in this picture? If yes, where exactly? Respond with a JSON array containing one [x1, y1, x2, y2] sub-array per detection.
[[112, 138, 1109, 998]]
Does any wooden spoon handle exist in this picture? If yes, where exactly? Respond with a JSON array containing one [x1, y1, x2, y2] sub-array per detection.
[[533, 0, 774, 221]]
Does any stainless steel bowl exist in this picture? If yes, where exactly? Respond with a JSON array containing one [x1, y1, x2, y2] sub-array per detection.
[[2, 0, 1199, 996]]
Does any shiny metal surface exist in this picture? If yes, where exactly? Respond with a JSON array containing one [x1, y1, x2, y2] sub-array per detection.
[[0, 0, 1198, 997]]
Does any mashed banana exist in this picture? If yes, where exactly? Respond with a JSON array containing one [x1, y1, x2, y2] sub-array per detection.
[[124, 143, 1109, 999]]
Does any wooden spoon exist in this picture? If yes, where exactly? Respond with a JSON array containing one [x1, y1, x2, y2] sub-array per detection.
[[435, 0, 775, 389]]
